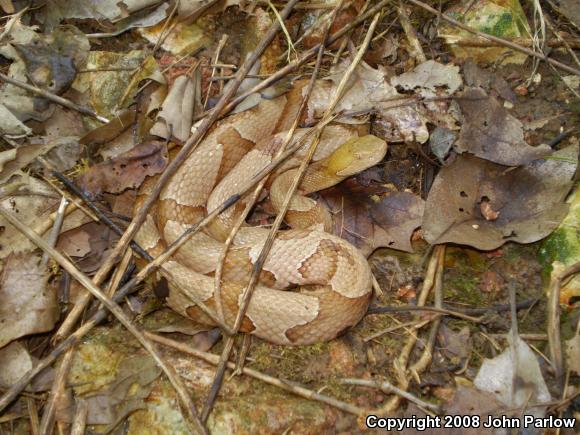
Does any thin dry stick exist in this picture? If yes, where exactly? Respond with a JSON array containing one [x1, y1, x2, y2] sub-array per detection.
[[38, 347, 76, 435], [201, 11, 382, 422], [398, 1, 426, 63], [341, 378, 440, 412], [364, 319, 432, 343], [385, 245, 443, 413], [410, 246, 445, 374], [408, 0, 580, 76], [544, 16, 580, 68], [57, 0, 302, 342], [547, 261, 580, 381], [106, 248, 133, 298], [30, 202, 82, 237], [26, 397, 40, 435], [40, 197, 68, 267], [204, 34, 229, 108], [145, 332, 364, 416], [454, 36, 580, 50], [70, 399, 88, 435], [0, 73, 109, 123], [0, 207, 207, 435]]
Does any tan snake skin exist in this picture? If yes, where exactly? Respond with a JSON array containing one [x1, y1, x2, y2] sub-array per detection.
[[136, 87, 387, 345]]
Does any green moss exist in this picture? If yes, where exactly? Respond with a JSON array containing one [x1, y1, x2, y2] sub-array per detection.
[[538, 187, 580, 280], [480, 12, 514, 37]]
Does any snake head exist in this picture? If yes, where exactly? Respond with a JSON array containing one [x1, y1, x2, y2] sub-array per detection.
[[327, 135, 388, 178]]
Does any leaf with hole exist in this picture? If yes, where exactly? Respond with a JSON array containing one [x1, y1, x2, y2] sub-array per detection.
[[422, 145, 578, 250]]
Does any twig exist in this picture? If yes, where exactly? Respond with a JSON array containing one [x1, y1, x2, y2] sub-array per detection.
[[341, 378, 440, 412], [38, 347, 75, 435], [547, 261, 580, 382], [204, 34, 228, 108], [453, 36, 580, 50], [40, 196, 68, 267], [0, 206, 208, 435], [407, 0, 580, 76], [70, 399, 88, 435], [385, 245, 444, 413], [367, 298, 538, 318], [145, 332, 365, 416], [410, 246, 445, 374], [0, 73, 110, 123], [367, 305, 481, 323], [27, 397, 39, 435], [202, 10, 382, 422], [398, 1, 426, 63]]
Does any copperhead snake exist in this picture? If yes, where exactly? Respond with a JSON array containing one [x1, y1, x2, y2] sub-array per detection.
[[136, 84, 388, 345]]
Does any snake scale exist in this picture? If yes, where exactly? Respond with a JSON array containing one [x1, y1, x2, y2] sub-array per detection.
[[136, 84, 388, 345]]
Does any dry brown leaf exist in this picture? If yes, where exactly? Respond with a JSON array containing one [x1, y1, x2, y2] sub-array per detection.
[[443, 386, 508, 435], [321, 178, 424, 256], [308, 62, 430, 143], [78, 141, 168, 197], [463, 59, 516, 103], [369, 191, 425, 252], [150, 73, 202, 143], [423, 145, 578, 250], [0, 137, 78, 183], [455, 88, 552, 166], [565, 332, 580, 375], [437, 324, 471, 361], [57, 228, 91, 257], [66, 222, 118, 274], [45, 0, 162, 25], [0, 253, 58, 347], [0, 341, 33, 388], [0, 174, 59, 258], [391, 60, 462, 94]]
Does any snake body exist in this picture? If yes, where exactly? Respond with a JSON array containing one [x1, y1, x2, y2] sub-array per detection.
[[136, 87, 387, 345]]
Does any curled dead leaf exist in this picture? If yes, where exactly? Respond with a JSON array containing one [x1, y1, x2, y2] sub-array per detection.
[[78, 141, 168, 197]]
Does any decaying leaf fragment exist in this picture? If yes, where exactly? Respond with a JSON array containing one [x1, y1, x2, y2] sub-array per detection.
[[322, 183, 424, 256], [0, 341, 33, 388], [67, 352, 161, 425], [78, 141, 168, 197], [150, 73, 202, 143], [0, 174, 60, 258], [391, 60, 462, 94], [474, 333, 551, 421], [0, 137, 78, 183], [0, 253, 58, 347], [307, 62, 430, 143], [456, 88, 552, 166], [423, 145, 578, 250]]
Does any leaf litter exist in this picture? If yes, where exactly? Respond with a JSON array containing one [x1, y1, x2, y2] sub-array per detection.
[[0, 1, 578, 433]]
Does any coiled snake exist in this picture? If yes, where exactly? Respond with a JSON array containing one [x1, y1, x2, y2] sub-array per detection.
[[136, 86, 387, 345]]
